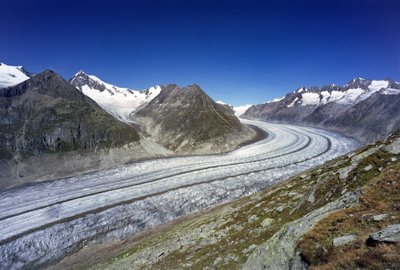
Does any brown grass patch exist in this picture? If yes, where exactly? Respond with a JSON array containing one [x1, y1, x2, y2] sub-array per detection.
[[298, 163, 400, 270]]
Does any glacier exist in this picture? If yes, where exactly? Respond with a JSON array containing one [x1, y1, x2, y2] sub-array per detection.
[[0, 119, 359, 269]]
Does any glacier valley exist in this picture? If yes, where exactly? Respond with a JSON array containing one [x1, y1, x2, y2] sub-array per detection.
[[0, 119, 359, 269]]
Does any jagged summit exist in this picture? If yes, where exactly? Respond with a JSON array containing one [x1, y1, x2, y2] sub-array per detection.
[[70, 71, 161, 122], [73, 70, 87, 78], [264, 78, 399, 108], [186, 83, 202, 90], [351, 77, 366, 81], [8, 69, 89, 99], [296, 86, 306, 93], [0, 70, 66, 98], [344, 77, 371, 89], [0, 62, 24, 69]]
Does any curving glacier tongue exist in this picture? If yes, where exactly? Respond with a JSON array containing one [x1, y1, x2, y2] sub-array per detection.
[[0, 119, 359, 269]]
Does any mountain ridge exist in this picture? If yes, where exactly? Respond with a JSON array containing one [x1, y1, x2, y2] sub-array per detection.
[[243, 78, 400, 143], [70, 71, 161, 122]]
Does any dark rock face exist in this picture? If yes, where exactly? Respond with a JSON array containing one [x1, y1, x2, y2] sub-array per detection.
[[70, 71, 108, 92], [0, 70, 140, 160], [323, 93, 400, 143], [134, 84, 254, 153], [243, 79, 400, 143]]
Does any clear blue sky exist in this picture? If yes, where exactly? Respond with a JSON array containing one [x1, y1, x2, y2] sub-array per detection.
[[1, 0, 399, 106]]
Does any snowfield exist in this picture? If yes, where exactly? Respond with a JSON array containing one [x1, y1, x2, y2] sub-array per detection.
[[281, 79, 396, 108], [70, 71, 161, 122], [0, 63, 30, 88], [233, 104, 252, 117], [0, 120, 359, 269]]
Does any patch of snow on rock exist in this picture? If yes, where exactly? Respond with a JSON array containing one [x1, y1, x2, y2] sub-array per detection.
[[336, 88, 364, 105], [368, 80, 389, 91], [287, 97, 299, 108], [382, 88, 400, 95], [301, 92, 320, 106]]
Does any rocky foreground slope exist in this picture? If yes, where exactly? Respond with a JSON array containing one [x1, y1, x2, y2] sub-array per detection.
[[57, 131, 400, 269], [243, 78, 400, 143]]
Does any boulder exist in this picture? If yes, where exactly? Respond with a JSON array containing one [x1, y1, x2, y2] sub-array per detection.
[[276, 205, 286, 213], [372, 214, 388, 222], [333, 234, 357, 247], [242, 244, 257, 255], [384, 138, 400, 155], [367, 224, 400, 245], [260, 218, 274, 228], [363, 165, 373, 171], [243, 191, 359, 270]]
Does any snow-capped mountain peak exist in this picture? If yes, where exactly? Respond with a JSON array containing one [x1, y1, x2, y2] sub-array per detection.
[[70, 71, 161, 122], [296, 86, 306, 93], [368, 80, 389, 91], [278, 78, 400, 108], [344, 77, 371, 89], [243, 77, 400, 144], [0, 62, 31, 88]]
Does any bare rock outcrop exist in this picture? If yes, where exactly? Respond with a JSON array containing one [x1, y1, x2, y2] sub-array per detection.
[[243, 191, 361, 270]]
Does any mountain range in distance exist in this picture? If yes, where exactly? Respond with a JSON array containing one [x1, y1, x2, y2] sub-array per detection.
[[242, 77, 400, 143], [1, 61, 400, 189], [2, 62, 399, 143], [0, 62, 255, 190]]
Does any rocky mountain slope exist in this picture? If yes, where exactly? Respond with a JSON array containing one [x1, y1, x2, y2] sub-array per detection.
[[0, 70, 165, 190], [134, 84, 256, 154], [243, 78, 400, 143], [70, 71, 161, 122], [59, 130, 400, 270]]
